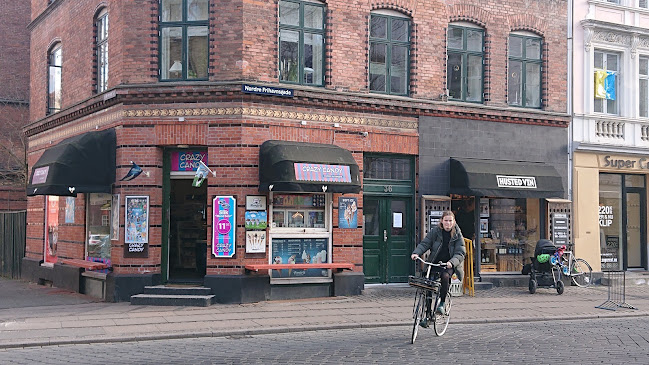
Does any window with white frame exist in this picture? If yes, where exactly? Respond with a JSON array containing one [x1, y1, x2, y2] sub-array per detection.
[[594, 50, 619, 115], [47, 44, 62, 115], [640, 56, 648, 118], [95, 8, 109, 93]]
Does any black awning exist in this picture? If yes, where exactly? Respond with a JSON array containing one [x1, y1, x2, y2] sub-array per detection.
[[259, 140, 361, 193], [449, 157, 564, 199], [26, 129, 116, 196]]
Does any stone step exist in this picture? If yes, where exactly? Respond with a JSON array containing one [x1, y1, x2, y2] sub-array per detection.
[[474, 281, 493, 290], [130, 294, 214, 307], [143, 285, 212, 296]]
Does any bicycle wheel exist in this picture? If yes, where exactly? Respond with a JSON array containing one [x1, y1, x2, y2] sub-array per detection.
[[433, 292, 452, 336], [571, 258, 593, 287], [411, 289, 426, 344]]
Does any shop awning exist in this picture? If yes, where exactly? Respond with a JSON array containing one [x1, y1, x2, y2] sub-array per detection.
[[259, 140, 361, 193], [449, 157, 564, 198], [26, 129, 116, 197]]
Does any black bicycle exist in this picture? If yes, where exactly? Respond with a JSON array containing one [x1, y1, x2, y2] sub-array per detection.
[[408, 257, 452, 343]]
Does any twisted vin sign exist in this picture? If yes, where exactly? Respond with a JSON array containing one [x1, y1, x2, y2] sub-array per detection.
[[213, 196, 236, 257]]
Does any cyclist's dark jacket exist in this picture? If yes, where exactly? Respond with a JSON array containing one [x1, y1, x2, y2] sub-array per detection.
[[412, 223, 466, 281]]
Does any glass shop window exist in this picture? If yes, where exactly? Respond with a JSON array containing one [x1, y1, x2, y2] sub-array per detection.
[[86, 193, 112, 261], [271, 193, 327, 229]]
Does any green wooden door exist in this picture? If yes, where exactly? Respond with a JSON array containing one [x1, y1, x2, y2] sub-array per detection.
[[363, 197, 412, 283]]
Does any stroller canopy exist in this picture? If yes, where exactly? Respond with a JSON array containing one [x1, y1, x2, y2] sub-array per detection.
[[534, 239, 556, 257]]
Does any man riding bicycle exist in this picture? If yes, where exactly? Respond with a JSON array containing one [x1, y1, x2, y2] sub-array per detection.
[[411, 210, 466, 326]]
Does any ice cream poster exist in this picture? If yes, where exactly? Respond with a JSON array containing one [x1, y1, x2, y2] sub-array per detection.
[[338, 197, 358, 229], [271, 238, 329, 278]]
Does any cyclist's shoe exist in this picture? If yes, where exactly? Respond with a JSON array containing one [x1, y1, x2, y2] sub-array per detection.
[[419, 318, 429, 328], [436, 302, 446, 315]]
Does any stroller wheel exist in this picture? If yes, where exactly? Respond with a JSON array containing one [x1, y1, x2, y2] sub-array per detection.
[[529, 279, 537, 294], [556, 280, 564, 295]]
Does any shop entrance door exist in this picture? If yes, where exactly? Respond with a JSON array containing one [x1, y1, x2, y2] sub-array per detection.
[[624, 190, 646, 269], [363, 197, 412, 283], [168, 179, 207, 283]]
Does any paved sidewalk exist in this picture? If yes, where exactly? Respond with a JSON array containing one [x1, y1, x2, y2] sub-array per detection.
[[2, 276, 649, 349]]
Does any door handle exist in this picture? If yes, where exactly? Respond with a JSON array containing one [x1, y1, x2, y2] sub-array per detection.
[[384, 230, 387, 242]]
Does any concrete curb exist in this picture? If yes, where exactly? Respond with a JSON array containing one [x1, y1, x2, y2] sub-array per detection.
[[2, 311, 648, 350]]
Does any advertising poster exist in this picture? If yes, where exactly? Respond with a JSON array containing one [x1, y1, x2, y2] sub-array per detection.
[[125, 196, 149, 256], [213, 196, 236, 257], [111, 194, 120, 240], [246, 231, 266, 253], [65, 197, 75, 223], [338, 197, 358, 229], [44, 196, 59, 264], [271, 238, 329, 278], [245, 211, 267, 230]]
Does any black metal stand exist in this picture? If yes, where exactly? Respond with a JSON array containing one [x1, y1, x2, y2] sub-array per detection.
[[596, 270, 637, 311]]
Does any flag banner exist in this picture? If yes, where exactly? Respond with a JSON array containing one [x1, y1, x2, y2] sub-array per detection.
[[594, 70, 607, 99], [192, 160, 210, 187], [120, 162, 143, 181], [605, 71, 616, 100]]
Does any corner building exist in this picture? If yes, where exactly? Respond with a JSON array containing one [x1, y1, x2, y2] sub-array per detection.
[[23, 0, 568, 303]]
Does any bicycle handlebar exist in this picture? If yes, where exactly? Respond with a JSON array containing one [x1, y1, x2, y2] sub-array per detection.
[[413, 255, 447, 267]]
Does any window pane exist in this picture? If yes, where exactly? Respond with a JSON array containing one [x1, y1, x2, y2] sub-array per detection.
[[187, 26, 208, 79], [466, 54, 482, 102], [508, 60, 522, 105], [625, 175, 645, 188], [87, 193, 112, 260], [509, 36, 523, 58], [641, 79, 648, 118], [369, 43, 387, 92], [640, 57, 648, 76], [390, 45, 408, 94], [303, 32, 323, 85], [599, 173, 623, 271], [161, 27, 183, 79], [448, 27, 463, 49], [641, 0, 648, 8], [466, 29, 482, 52], [304, 4, 323, 29], [161, 0, 182, 22], [525, 38, 541, 60], [370, 16, 387, 38], [48, 65, 62, 111], [525, 62, 541, 107], [364, 199, 379, 236], [279, 1, 299, 26], [187, 0, 208, 21], [279, 29, 299, 82], [594, 51, 604, 69], [607, 53, 618, 71], [447, 53, 462, 99], [594, 98, 604, 113], [97, 14, 108, 41], [391, 18, 408, 42], [607, 98, 617, 114], [98, 42, 109, 92]]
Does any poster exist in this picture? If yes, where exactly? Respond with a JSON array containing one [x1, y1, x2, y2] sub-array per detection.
[[213, 196, 236, 257], [111, 194, 120, 240], [246, 195, 266, 210], [480, 218, 489, 233], [44, 196, 59, 264], [125, 196, 149, 256], [480, 199, 490, 217], [65, 197, 75, 223], [271, 237, 329, 278], [245, 211, 267, 230], [246, 231, 266, 253], [338, 197, 358, 229]]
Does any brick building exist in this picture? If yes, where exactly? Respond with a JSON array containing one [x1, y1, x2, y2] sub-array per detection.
[[0, 0, 30, 211], [23, 0, 569, 303]]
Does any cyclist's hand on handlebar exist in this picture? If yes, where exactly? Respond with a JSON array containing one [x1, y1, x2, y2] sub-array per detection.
[[446, 262, 452, 269], [411, 254, 419, 261]]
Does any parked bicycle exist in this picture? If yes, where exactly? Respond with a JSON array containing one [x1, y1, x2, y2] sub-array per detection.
[[558, 244, 593, 287], [408, 256, 452, 343]]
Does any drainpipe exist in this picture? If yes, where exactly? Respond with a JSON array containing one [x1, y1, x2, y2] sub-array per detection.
[[567, 0, 574, 202]]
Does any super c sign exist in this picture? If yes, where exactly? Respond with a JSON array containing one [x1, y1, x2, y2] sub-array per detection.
[[602, 155, 649, 170]]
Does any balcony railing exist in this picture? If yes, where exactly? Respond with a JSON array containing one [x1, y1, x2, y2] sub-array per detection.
[[573, 115, 649, 149]]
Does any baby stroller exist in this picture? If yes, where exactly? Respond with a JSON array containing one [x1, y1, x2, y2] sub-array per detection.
[[528, 239, 564, 295]]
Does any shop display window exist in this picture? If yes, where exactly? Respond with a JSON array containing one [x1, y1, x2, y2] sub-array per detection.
[[479, 198, 540, 272], [271, 193, 327, 229], [86, 193, 112, 261], [599, 174, 623, 270]]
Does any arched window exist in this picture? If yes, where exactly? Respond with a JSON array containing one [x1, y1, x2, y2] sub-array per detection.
[[508, 32, 542, 108], [447, 23, 484, 103], [159, 0, 209, 81], [47, 43, 62, 115], [278, 0, 325, 86], [369, 10, 410, 96], [95, 8, 109, 93]]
